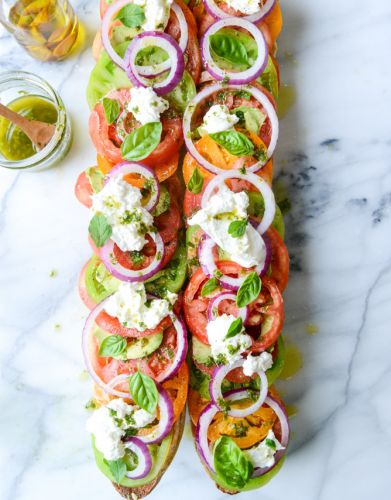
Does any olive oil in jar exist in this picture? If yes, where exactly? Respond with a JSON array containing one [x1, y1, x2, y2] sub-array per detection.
[[0, 0, 81, 61]]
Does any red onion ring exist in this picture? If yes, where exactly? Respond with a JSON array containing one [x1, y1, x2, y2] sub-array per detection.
[[183, 83, 278, 174], [101, 0, 134, 70], [198, 234, 271, 291], [82, 296, 187, 396], [101, 1, 188, 78], [209, 359, 268, 417], [134, 2, 189, 78], [251, 395, 290, 476], [207, 292, 248, 322], [100, 232, 165, 282], [201, 18, 267, 84], [201, 170, 276, 234], [195, 389, 289, 474], [105, 161, 160, 212], [203, 0, 276, 24], [123, 437, 152, 478], [137, 384, 174, 444], [124, 31, 185, 95]]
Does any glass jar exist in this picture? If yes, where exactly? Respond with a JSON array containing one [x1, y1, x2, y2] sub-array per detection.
[[0, 71, 72, 171], [0, 0, 80, 61]]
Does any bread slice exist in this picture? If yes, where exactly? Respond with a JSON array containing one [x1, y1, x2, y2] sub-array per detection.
[[113, 410, 186, 499]]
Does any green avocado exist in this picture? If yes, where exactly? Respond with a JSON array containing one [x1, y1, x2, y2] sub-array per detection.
[[211, 456, 285, 492], [145, 236, 187, 295], [126, 333, 164, 360], [92, 432, 173, 487], [192, 336, 214, 366], [93, 327, 163, 360], [85, 256, 121, 304]]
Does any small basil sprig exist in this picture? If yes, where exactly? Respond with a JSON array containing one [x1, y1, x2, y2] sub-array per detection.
[[116, 3, 145, 28], [129, 370, 158, 414], [121, 122, 162, 161], [225, 317, 243, 339], [99, 335, 127, 359], [236, 272, 261, 307], [102, 97, 120, 125], [210, 33, 249, 66], [201, 277, 219, 297], [104, 458, 127, 484], [88, 214, 112, 248], [228, 219, 247, 238], [210, 130, 254, 157], [188, 168, 204, 194], [214, 436, 253, 489]]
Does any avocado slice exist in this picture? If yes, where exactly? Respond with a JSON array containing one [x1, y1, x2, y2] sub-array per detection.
[[93, 327, 163, 360], [92, 433, 172, 487], [126, 333, 164, 360], [85, 256, 121, 304], [192, 336, 214, 366]]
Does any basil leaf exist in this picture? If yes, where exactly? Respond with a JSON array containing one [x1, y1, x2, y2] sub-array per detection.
[[99, 335, 127, 359], [88, 214, 112, 248], [102, 97, 120, 125], [86, 166, 105, 193], [228, 219, 247, 238], [210, 130, 254, 157], [225, 317, 243, 339], [232, 106, 266, 134], [121, 122, 162, 161], [104, 458, 127, 484], [188, 168, 204, 194], [236, 272, 261, 307], [201, 277, 219, 297], [214, 436, 253, 489], [265, 438, 277, 450], [210, 33, 248, 66], [116, 4, 145, 28], [129, 370, 158, 413]]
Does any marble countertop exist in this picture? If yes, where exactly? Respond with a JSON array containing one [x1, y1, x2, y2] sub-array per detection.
[[1, 1, 391, 499]]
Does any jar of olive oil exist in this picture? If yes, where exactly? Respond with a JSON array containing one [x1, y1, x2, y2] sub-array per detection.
[[0, 0, 80, 61]]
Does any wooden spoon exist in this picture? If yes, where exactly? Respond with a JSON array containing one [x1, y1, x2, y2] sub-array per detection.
[[0, 102, 56, 150]]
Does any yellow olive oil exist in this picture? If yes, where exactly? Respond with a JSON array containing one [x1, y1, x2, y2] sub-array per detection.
[[8, 0, 80, 61]]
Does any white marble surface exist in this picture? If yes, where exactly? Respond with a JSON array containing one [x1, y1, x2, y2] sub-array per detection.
[[1, 1, 391, 499]]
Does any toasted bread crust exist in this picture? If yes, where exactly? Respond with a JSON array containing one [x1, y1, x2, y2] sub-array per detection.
[[113, 410, 186, 499]]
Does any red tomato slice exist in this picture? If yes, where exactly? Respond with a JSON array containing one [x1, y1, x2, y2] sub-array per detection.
[[95, 307, 172, 338], [89, 89, 183, 167], [113, 234, 178, 271], [267, 226, 289, 292], [166, 0, 201, 84], [155, 202, 181, 243], [184, 262, 284, 351], [75, 171, 93, 208]]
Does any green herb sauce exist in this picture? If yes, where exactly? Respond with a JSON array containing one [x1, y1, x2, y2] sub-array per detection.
[[0, 95, 57, 161]]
